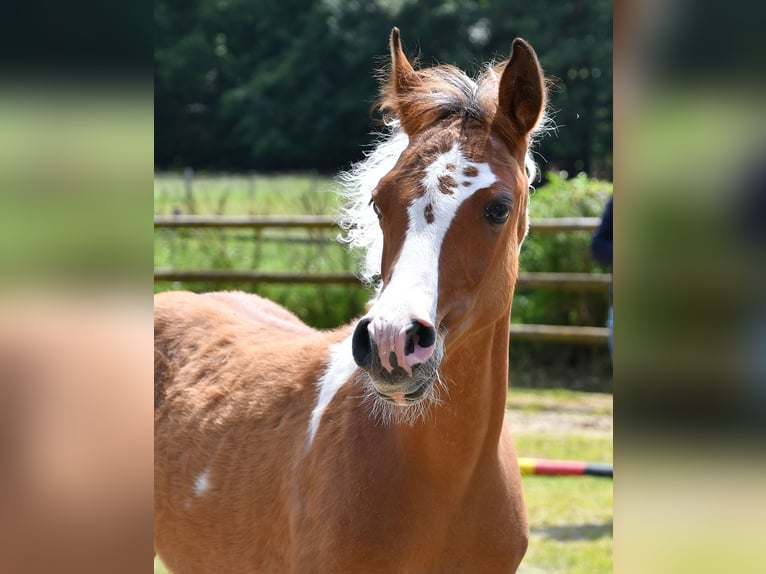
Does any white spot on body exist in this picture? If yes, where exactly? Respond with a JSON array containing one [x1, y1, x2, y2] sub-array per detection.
[[193, 467, 211, 497], [307, 334, 358, 447]]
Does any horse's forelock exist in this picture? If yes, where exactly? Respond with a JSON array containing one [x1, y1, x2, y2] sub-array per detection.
[[339, 62, 549, 283], [380, 64, 492, 134]]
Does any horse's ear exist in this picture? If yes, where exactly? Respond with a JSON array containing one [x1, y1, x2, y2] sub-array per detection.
[[385, 27, 427, 134], [495, 38, 546, 138], [390, 27, 421, 97]]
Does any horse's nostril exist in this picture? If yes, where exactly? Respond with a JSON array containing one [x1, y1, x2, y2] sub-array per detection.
[[405, 320, 436, 355], [351, 318, 373, 368]]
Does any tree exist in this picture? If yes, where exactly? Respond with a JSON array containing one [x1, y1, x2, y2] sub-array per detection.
[[154, 0, 612, 179]]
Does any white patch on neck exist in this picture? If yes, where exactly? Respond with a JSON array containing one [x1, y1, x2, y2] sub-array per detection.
[[306, 334, 358, 447], [193, 467, 211, 497], [367, 143, 496, 322]]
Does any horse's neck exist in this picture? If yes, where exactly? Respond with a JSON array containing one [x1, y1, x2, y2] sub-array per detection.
[[394, 316, 511, 475]]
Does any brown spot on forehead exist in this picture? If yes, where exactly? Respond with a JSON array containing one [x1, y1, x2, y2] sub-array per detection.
[[408, 128, 458, 161], [381, 120, 500, 209], [437, 174, 457, 195], [385, 129, 457, 201], [424, 203, 434, 224]]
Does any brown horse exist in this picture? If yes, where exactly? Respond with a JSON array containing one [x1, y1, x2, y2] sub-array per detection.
[[155, 28, 547, 573]]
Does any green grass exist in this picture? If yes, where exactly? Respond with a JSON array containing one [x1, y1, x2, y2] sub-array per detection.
[[513, 389, 613, 573], [508, 387, 614, 416], [154, 172, 340, 216], [153, 174, 349, 280], [517, 431, 612, 573]]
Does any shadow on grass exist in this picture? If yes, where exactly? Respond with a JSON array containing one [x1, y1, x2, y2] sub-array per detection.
[[531, 520, 613, 541]]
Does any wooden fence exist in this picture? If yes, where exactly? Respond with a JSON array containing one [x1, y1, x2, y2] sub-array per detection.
[[154, 215, 611, 345]]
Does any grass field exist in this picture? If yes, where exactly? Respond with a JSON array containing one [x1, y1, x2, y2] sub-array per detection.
[[154, 172, 340, 216], [153, 173, 347, 278], [154, 389, 612, 574], [510, 389, 613, 573]]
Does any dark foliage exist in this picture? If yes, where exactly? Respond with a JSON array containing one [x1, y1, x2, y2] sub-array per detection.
[[155, 0, 612, 179]]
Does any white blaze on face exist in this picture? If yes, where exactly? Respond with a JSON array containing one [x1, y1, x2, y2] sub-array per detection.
[[305, 144, 498, 448], [365, 143, 496, 365]]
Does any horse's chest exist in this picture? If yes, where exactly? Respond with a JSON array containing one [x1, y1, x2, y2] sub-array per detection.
[[293, 470, 526, 573]]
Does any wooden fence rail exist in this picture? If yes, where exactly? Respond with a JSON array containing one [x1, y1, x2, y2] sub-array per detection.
[[510, 324, 609, 345], [153, 269, 611, 291], [154, 214, 337, 229], [154, 270, 360, 285], [154, 215, 601, 233], [153, 215, 610, 345]]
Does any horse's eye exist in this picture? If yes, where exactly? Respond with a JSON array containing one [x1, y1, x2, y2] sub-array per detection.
[[484, 200, 512, 224], [370, 198, 382, 220]]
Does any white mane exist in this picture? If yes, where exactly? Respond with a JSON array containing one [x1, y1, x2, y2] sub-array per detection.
[[337, 123, 409, 285]]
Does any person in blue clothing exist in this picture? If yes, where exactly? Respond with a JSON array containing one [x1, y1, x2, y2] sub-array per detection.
[[591, 196, 613, 359]]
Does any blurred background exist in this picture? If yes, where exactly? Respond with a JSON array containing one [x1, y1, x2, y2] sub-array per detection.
[[153, 0, 615, 393], [155, 0, 612, 178]]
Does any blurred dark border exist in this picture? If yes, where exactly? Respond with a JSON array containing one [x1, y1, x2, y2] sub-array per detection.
[[0, 1, 150, 80], [617, 0, 766, 572], [0, 2, 154, 574]]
